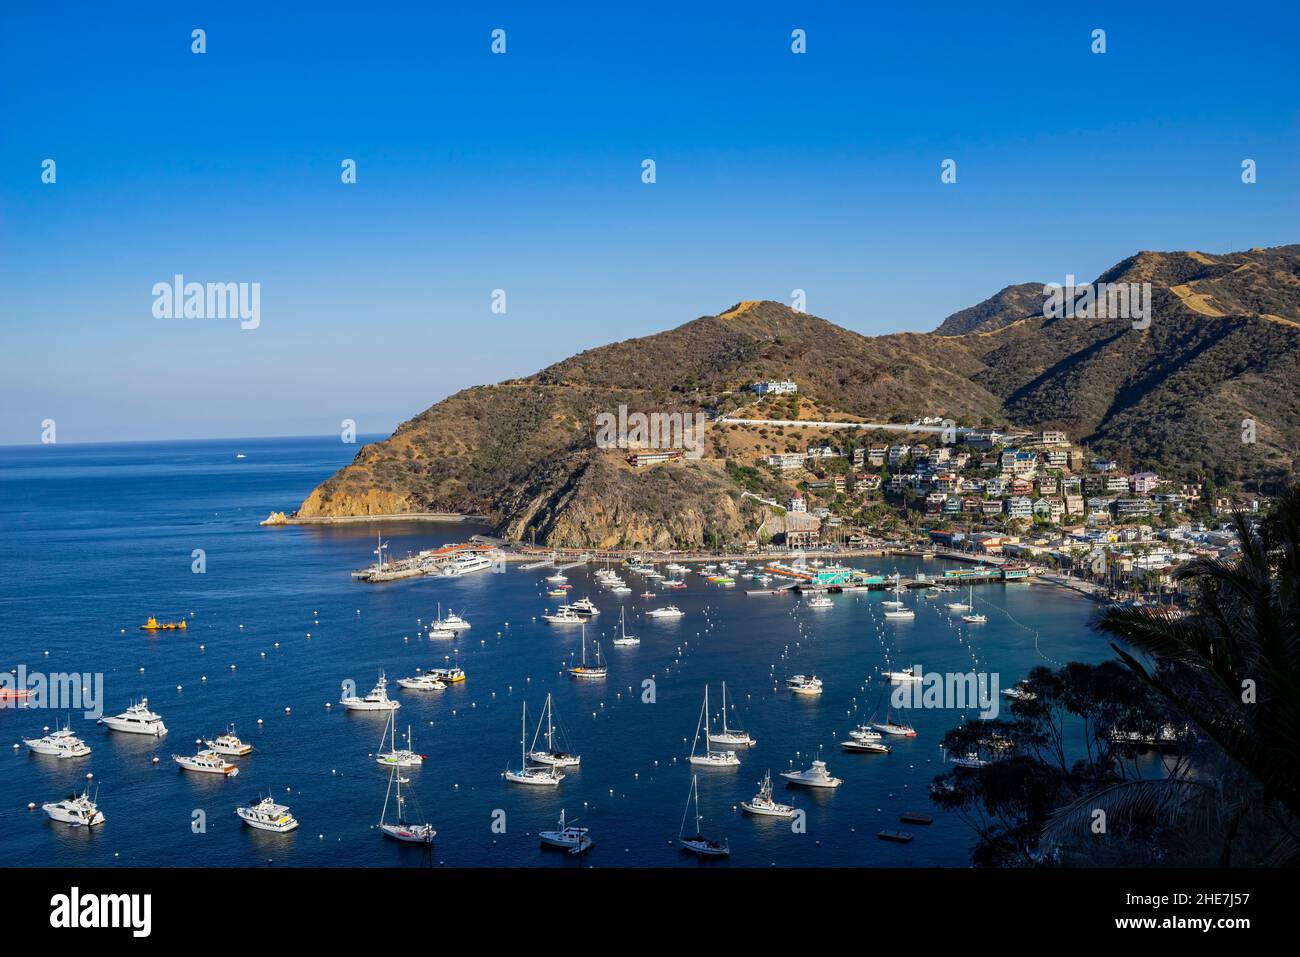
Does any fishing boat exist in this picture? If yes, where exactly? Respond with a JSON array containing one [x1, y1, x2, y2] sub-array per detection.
[[569, 596, 600, 617], [43, 788, 104, 827], [139, 616, 187, 631], [340, 671, 400, 712], [24, 720, 92, 758], [646, 605, 685, 619], [884, 607, 915, 620], [397, 673, 447, 691], [437, 606, 471, 631], [236, 795, 299, 833], [204, 724, 252, 757], [378, 762, 435, 844], [428, 667, 466, 684], [173, 748, 240, 776], [567, 626, 608, 679], [101, 698, 168, 736], [504, 702, 565, 786], [678, 774, 729, 857], [740, 770, 795, 818], [542, 606, 584, 624], [527, 692, 581, 767], [781, 758, 842, 789], [787, 674, 824, 696], [376, 712, 425, 768], [539, 809, 592, 855], [611, 607, 640, 646], [688, 686, 740, 766], [707, 681, 755, 747]]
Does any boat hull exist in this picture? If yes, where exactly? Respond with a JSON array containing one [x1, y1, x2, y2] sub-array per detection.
[[101, 718, 167, 736], [380, 824, 435, 844], [44, 805, 104, 827]]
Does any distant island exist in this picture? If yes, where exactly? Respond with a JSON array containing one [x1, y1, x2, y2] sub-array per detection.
[[293, 245, 1300, 548]]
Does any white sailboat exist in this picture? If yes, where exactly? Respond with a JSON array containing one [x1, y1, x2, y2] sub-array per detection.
[[527, 692, 581, 767], [960, 588, 986, 623], [688, 686, 740, 766], [504, 702, 565, 786], [376, 711, 425, 768], [678, 773, 729, 856], [611, 606, 640, 646], [707, 681, 755, 747], [567, 625, 607, 679], [740, 770, 795, 818], [378, 762, 435, 843]]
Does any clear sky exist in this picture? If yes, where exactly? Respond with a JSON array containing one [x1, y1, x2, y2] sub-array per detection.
[[2, 1, 1297, 444]]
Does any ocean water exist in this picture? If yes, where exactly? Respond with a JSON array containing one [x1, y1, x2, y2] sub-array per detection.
[[0, 436, 1110, 867]]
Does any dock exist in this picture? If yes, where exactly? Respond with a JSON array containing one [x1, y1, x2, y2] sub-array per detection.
[[877, 830, 915, 843]]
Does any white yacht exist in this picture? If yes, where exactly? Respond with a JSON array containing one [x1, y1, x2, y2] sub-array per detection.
[[376, 713, 425, 768], [236, 795, 299, 833], [1002, 681, 1037, 701], [611, 607, 640, 647], [101, 698, 167, 736], [173, 748, 240, 776], [647, 605, 685, 619], [787, 674, 824, 696], [24, 720, 92, 758], [378, 762, 435, 844], [442, 552, 493, 576], [805, 595, 832, 609], [397, 673, 447, 691], [884, 669, 922, 683], [340, 671, 400, 712], [43, 789, 104, 827], [569, 596, 600, 617], [951, 751, 989, 768], [567, 627, 607, 679], [436, 605, 471, 631], [688, 686, 741, 767], [884, 607, 915, 620], [539, 809, 592, 855], [707, 681, 755, 747], [781, 759, 842, 789], [741, 770, 796, 818], [527, 692, 581, 767], [842, 736, 891, 754], [504, 702, 565, 787], [542, 606, 584, 624], [849, 725, 884, 742], [204, 725, 252, 757], [678, 773, 729, 857], [961, 612, 988, 623]]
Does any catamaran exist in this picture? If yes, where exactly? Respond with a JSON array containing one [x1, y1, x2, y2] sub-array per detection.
[[527, 692, 581, 767], [204, 724, 252, 757], [101, 698, 168, 736], [376, 712, 425, 768], [741, 770, 796, 818], [707, 681, 755, 747], [678, 773, 729, 857], [688, 686, 740, 766], [236, 795, 299, 833], [378, 761, 435, 844], [611, 606, 640, 646], [340, 671, 400, 712], [567, 626, 607, 679], [504, 702, 565, 786], [539, 809, 592, 855], [43, 788, 104, 827], [24, 720, 92, 758]]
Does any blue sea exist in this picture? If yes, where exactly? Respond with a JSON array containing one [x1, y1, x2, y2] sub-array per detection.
[[0, 436, 1110, 867]]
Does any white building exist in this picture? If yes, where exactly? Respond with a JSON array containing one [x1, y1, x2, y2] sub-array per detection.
[[752, 380, 798, 395]]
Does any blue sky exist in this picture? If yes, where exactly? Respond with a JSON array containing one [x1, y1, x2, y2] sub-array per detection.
[[2, 1, 1297, 443]]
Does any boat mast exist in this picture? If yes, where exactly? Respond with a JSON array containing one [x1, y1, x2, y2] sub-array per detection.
[[546, 694, 554, 752], [720, 682, 730, 734]]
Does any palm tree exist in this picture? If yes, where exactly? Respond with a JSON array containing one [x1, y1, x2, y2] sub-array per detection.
[[1042, 487, 1300, 865]]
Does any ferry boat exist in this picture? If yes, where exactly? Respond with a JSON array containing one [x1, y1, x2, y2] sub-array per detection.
[[504, 702, 565, 787], [539, 809, 592, 855], [526, 693, 581, 767], [741, 770, 795, 818], [204, 725, 252, 757], [442, 552, 493, 577], [707, 681, 755, 747], [340, 672, 400, 712], [24, 721, 92, 758], [611, 607, 640, 647], [569, 596, 600, 617], [397, 673, 446, 691], [678, 774, 729, 857], [787, 674, 824, 696], [236, 795, 299, 833], [43, 789, 104, 827], [781, 759, 842, 789], [688, 686, 741, 767], [646, 605, 685, 619], [567, 628, 607, 680], [101, 698, 168, 736], [139, 616, 187, 631], [542, 606, 584, 624], [173, 748, 240, 775]]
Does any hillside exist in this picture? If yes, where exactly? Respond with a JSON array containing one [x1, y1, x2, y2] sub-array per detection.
[[295, 246, 1300, 545]]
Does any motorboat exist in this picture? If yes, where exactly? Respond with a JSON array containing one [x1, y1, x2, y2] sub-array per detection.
[[740, 770, 795, 818], [781, 759, 842, 789], [504, 702, 565, 786], [539, 809, 592, 855], [787, 674, 824, 696], [848, 725, 883, 742], [805, 595, 832, 609], [527, 693, 581, 767], [340, 671, 400, 712], [688, 686, 740, 766], [542, 606, 584, 625], [43, 789, 104, 827], [101, 698, 168, 736], [707, 681, 755, 747], [204, 724, 252, 757], [678, 774, 729, 857], [236, 795, 299, 833], [24, 720, 92, 758], [397, 673, 447, 691], [884, 608, 915, 620], [428, 667, 465, 684], [884, 669, 922, 683], [569, 597, 599, 617], [139, 616, 187, 631], [1003, 681, 1036, 701], [842, 737, 891, 754], [173, 748, 240, 776], [950, 751, 989, 768], [435, 605, 471, 631], [961, 612, 988, 623], [442, 552, 493, 576], [647, 605, 685, 619]]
